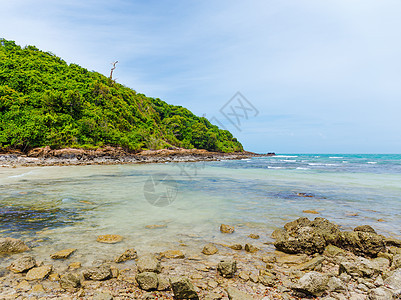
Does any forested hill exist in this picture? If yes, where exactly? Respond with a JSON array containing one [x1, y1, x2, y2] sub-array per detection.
[[0, 39, 243, 153]]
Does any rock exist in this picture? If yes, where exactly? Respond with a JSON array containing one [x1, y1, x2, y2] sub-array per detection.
[[293, 271, 329, 297], [245, 243, 259, 253], [259, 273, 276, 287], [338, 231, 386, 258], [145, 224, 167, 229], [82, 265, 111, 281], [225, 287, 254, 300], [0, 237, 30, 254], [157, 274, 170, 291], [217, 259, 237, 278], [96, 234, 123, 244], [160, 250, 185, 259], [354, 225, 376, 234], [229, 244, 242, 250], [248, 234, 260, 239], [170, 276, 199, 299], [60, 272, 81, 289], [339, 257, 388, 278], [50, 248, 76, 259], [8, 255, 36, 273], [384, 269, 401, 290], [137, 254, 161, 273], [68, 262, 81, 269], [25, 265, 52, 280], [202, 243, 218, 255], [31, 283, 45, 293], [93, 292, 113, 300], [114, 248, 138, 263], [369, 287, 394, 300], [296, 255, 325, 271], [136, 272, 159, 291], [220, 224, 234, 234], [327, 276, 346, 292]]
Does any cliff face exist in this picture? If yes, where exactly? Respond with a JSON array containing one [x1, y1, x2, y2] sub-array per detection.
[[0, 39, 243, 153]]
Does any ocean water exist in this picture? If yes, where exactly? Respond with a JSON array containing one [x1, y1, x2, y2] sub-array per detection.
[[0, 154, 400, 266]]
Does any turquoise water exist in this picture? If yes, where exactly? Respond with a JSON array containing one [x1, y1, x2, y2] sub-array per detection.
[[0, 154, 400, 265]]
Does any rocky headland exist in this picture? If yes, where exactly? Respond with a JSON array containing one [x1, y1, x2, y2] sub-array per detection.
[[1, 217, 401, 299]]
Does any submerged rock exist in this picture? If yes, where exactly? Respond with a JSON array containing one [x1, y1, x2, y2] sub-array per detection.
[[115, 248, 138, 263], [170, 276, 199, 299], [50, 248, 76, 259], [0, 237, 30, 254], [217, 259, 237, 278], [202, 243, 218, 255], [8, 255, 36, 273], [220, 224, 234, 234]]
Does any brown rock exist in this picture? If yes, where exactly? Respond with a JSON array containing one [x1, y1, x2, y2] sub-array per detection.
[[161, 250, 185, 259], [50, 248, 76, 259], [25, 265, 52, 280], [8, 255, 36, 273], [115, 248, 138, 263], [220, 224, 234, 234], [96, 234, 123, 244], [202, 243, 218, 255]]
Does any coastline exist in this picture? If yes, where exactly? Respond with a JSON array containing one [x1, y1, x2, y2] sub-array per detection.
[[0, 147, 275, 168]]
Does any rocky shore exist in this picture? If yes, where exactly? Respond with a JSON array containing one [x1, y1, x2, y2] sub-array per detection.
[[1, 217, 401, 299], [0, 147, 274, 167]]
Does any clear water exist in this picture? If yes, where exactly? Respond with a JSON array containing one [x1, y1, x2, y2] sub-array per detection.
[[0, 154, 400, 266]]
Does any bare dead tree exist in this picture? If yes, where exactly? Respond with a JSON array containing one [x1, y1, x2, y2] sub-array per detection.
[[109, 61, 119, 83]]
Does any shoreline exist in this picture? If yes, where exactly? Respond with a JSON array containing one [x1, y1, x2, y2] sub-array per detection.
[[0, 147, 275, 168], [1, 217, 400, 299]]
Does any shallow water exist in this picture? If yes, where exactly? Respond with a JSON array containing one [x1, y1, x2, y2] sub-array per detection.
[[0, 154, 400, 267]]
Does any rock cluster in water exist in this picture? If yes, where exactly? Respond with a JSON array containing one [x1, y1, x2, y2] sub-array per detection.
[[1, 217, 401, 299]]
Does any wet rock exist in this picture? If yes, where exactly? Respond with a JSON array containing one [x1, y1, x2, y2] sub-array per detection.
[[0, 237, 30, 254], [93, 292, 113, 300], [220, 224, 234, 234], [338, 231, 385, 258], [229, 244, 242, 250], [245, 243, 259, 253], [293, 271, 329, 297], [327, 276, 346, 292], [8, 255, 36, 273], [157, 274, 170, 291], [354, 225, 376, 234], [25, 265, 52, 280], [96, 234, 123, 244], [82, 264, 111, 281], [161, 250, 185, 259], [217, 259, 237, 278], [170, 276, 199, 299], [225, 286, 254, 300], [296, 255, 325, 271], [137, 254, 161, 273], [60, 272, 81, 289], [136, 272, 158, 291], [50, 248, 76, 259], [202, 243, 218, 255], [369, 287, 394, 300], [114, 248, 138, 263], [248, 234, 260, 239]]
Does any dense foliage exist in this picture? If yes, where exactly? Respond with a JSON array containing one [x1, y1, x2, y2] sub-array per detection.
[[0, 39, 243, 152]]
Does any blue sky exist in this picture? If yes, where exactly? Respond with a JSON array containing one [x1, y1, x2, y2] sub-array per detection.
[[1, 0, 401, 153]]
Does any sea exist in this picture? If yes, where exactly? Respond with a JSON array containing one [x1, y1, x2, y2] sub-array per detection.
[[0, 154, 400, 267]]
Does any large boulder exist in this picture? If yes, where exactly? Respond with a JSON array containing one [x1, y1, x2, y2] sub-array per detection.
[[170, 276, 199, 299], [0, 237, 30, 254]]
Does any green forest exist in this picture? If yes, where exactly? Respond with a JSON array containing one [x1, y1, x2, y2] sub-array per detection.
[[0, 39, 243, 153]]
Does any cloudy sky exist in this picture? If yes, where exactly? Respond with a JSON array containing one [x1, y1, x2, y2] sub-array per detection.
[[1, 0, 401, 153]]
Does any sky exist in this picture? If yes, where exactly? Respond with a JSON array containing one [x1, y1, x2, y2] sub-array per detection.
[[1, 0, 401, 153]]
